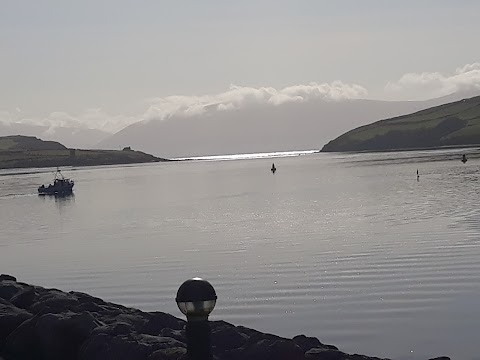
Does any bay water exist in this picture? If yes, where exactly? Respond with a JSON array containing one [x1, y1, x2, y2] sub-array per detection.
[[1, 149, 479, 359]]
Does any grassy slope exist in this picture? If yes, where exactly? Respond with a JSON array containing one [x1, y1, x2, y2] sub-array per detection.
[[0, 136, 169, 169], [322, 96, 480, 152], [0, 135, 67, 151]]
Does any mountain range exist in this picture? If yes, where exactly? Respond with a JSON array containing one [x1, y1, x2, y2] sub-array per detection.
[[97, 90, 479, 158], [3, 90, 479, 158]]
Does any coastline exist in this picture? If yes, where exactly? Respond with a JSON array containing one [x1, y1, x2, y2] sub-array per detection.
[[0, 136, 173, 170], [0, 149, 172, 170], [0, 275, 448, 360], [320, 143, 480, 154]]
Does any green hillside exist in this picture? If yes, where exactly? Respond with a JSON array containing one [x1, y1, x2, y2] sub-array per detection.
[[0, 135, 169, 169], [321, 95, 480, 152], [0, 135, 67, 151]]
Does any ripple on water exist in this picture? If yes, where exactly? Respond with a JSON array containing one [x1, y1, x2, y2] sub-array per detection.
[[1, 152, 480, 359]]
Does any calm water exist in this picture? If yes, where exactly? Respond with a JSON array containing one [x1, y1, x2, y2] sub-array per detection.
[[1, 149, 480, 360]]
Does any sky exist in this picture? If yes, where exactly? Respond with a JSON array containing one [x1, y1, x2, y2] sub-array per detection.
[[1, 0, 480, 133]]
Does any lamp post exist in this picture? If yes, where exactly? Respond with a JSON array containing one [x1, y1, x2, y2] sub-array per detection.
[[176, 278, 217, 360]]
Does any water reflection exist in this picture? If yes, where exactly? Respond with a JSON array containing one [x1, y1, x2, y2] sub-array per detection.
[[342, 147, 480, 167], [38, 193, 75, 211], [2, 150, 480, 359]]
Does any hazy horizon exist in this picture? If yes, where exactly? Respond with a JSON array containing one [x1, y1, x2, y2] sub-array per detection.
[[1, 1, 480, 137]]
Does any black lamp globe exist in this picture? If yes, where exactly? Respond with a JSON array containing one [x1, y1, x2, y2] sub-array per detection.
[[176, 277, 217, 321]]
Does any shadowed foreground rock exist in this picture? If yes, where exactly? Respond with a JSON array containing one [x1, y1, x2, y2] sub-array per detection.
[[0, 275, 449, 360]]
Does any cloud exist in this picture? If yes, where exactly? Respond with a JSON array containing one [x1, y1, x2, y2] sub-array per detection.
[[2, 63, 480, 136], [143, 81, 367, 122], [1, 81, 367, 133], [385, 62, 480, 100], [0, 109, 137, 134], [0, 111, 14, 125]]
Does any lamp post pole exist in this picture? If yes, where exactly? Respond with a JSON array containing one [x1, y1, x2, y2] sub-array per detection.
[[176, 278, 217, 360], [185, 319, 212, 360]]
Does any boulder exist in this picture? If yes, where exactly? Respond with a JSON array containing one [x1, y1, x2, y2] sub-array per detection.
[[159, 328, 185, 343], [0, 303, 32, 345], [212, 324, 248, 351], [305, 348, 349, 360], [240, 338, 304, 360], [0, 275, 16, 282], [141, 311, 185, 334], [78, 333, 185, 360], [305, 348, 388, 360], [93, 321, 134, 336], [293, 334, 338, 352], [149, 347, 187, 360], [0, 282, 25, 302], [4, 311, 100, 360], [29, 290, 79, 314], [10, 286, 36, 309]]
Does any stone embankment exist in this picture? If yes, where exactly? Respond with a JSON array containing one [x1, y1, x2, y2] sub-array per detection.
[[0, 275, 449, 360]]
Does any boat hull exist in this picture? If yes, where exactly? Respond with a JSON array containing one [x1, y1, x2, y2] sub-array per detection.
[[38, 184, 74, 195]]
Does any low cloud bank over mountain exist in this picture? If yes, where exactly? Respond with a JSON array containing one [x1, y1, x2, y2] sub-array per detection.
[[98, 98, 434, 158], [1, 63, 480, 153], [0, 121, 109, 149], [142, 82, 368, 123], [385, 62, 480, 100]]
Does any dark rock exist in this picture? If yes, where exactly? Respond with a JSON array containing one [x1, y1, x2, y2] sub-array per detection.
[[29, 290, 79, 314], [0, 282, 25, 302], [4, 311, 100, 360], [93, 322, 134, 336], [112, 312, 148, 331], [305, 348, 349, 359], [70, 291, 109, 305], [0, 277, 444, 360], [428, 358, 451, 360], [149, 347, 187, 360], [234, 325, 282, 344], [142, 312, 185, 335], [0, 303, 32, 345], [137, 334, 185, 350], [212, 324, 248, 351], [240, 338, 304, 360], [10, 286, 36, 309], [159, 328, 185, 343], [76, 300, 105, 313], [306, 348, 389, 360], [0, 298, 10, 305], [293, 334, 338, 352], [349, 355, 387, 360], [78, 333, 184, 360], [0, 275, 16, 282], [78, 333, 141, 360]]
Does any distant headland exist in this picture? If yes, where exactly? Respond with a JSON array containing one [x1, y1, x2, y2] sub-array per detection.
[[321, 95, 480, 153], [0, 135, 170, 169]]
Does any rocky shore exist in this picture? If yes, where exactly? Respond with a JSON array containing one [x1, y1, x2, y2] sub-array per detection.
[[0, 275, 448, 360], [0, 135, 170, 170]]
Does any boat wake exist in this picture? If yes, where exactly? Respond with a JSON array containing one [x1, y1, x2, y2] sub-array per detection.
[[0, 193, 37, 199]]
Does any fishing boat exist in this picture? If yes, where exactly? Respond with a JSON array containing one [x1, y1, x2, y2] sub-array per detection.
[[38, 169, 74, 195]]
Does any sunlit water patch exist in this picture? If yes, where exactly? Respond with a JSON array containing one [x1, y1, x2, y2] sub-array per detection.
[[1, 150, 479, 359]]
